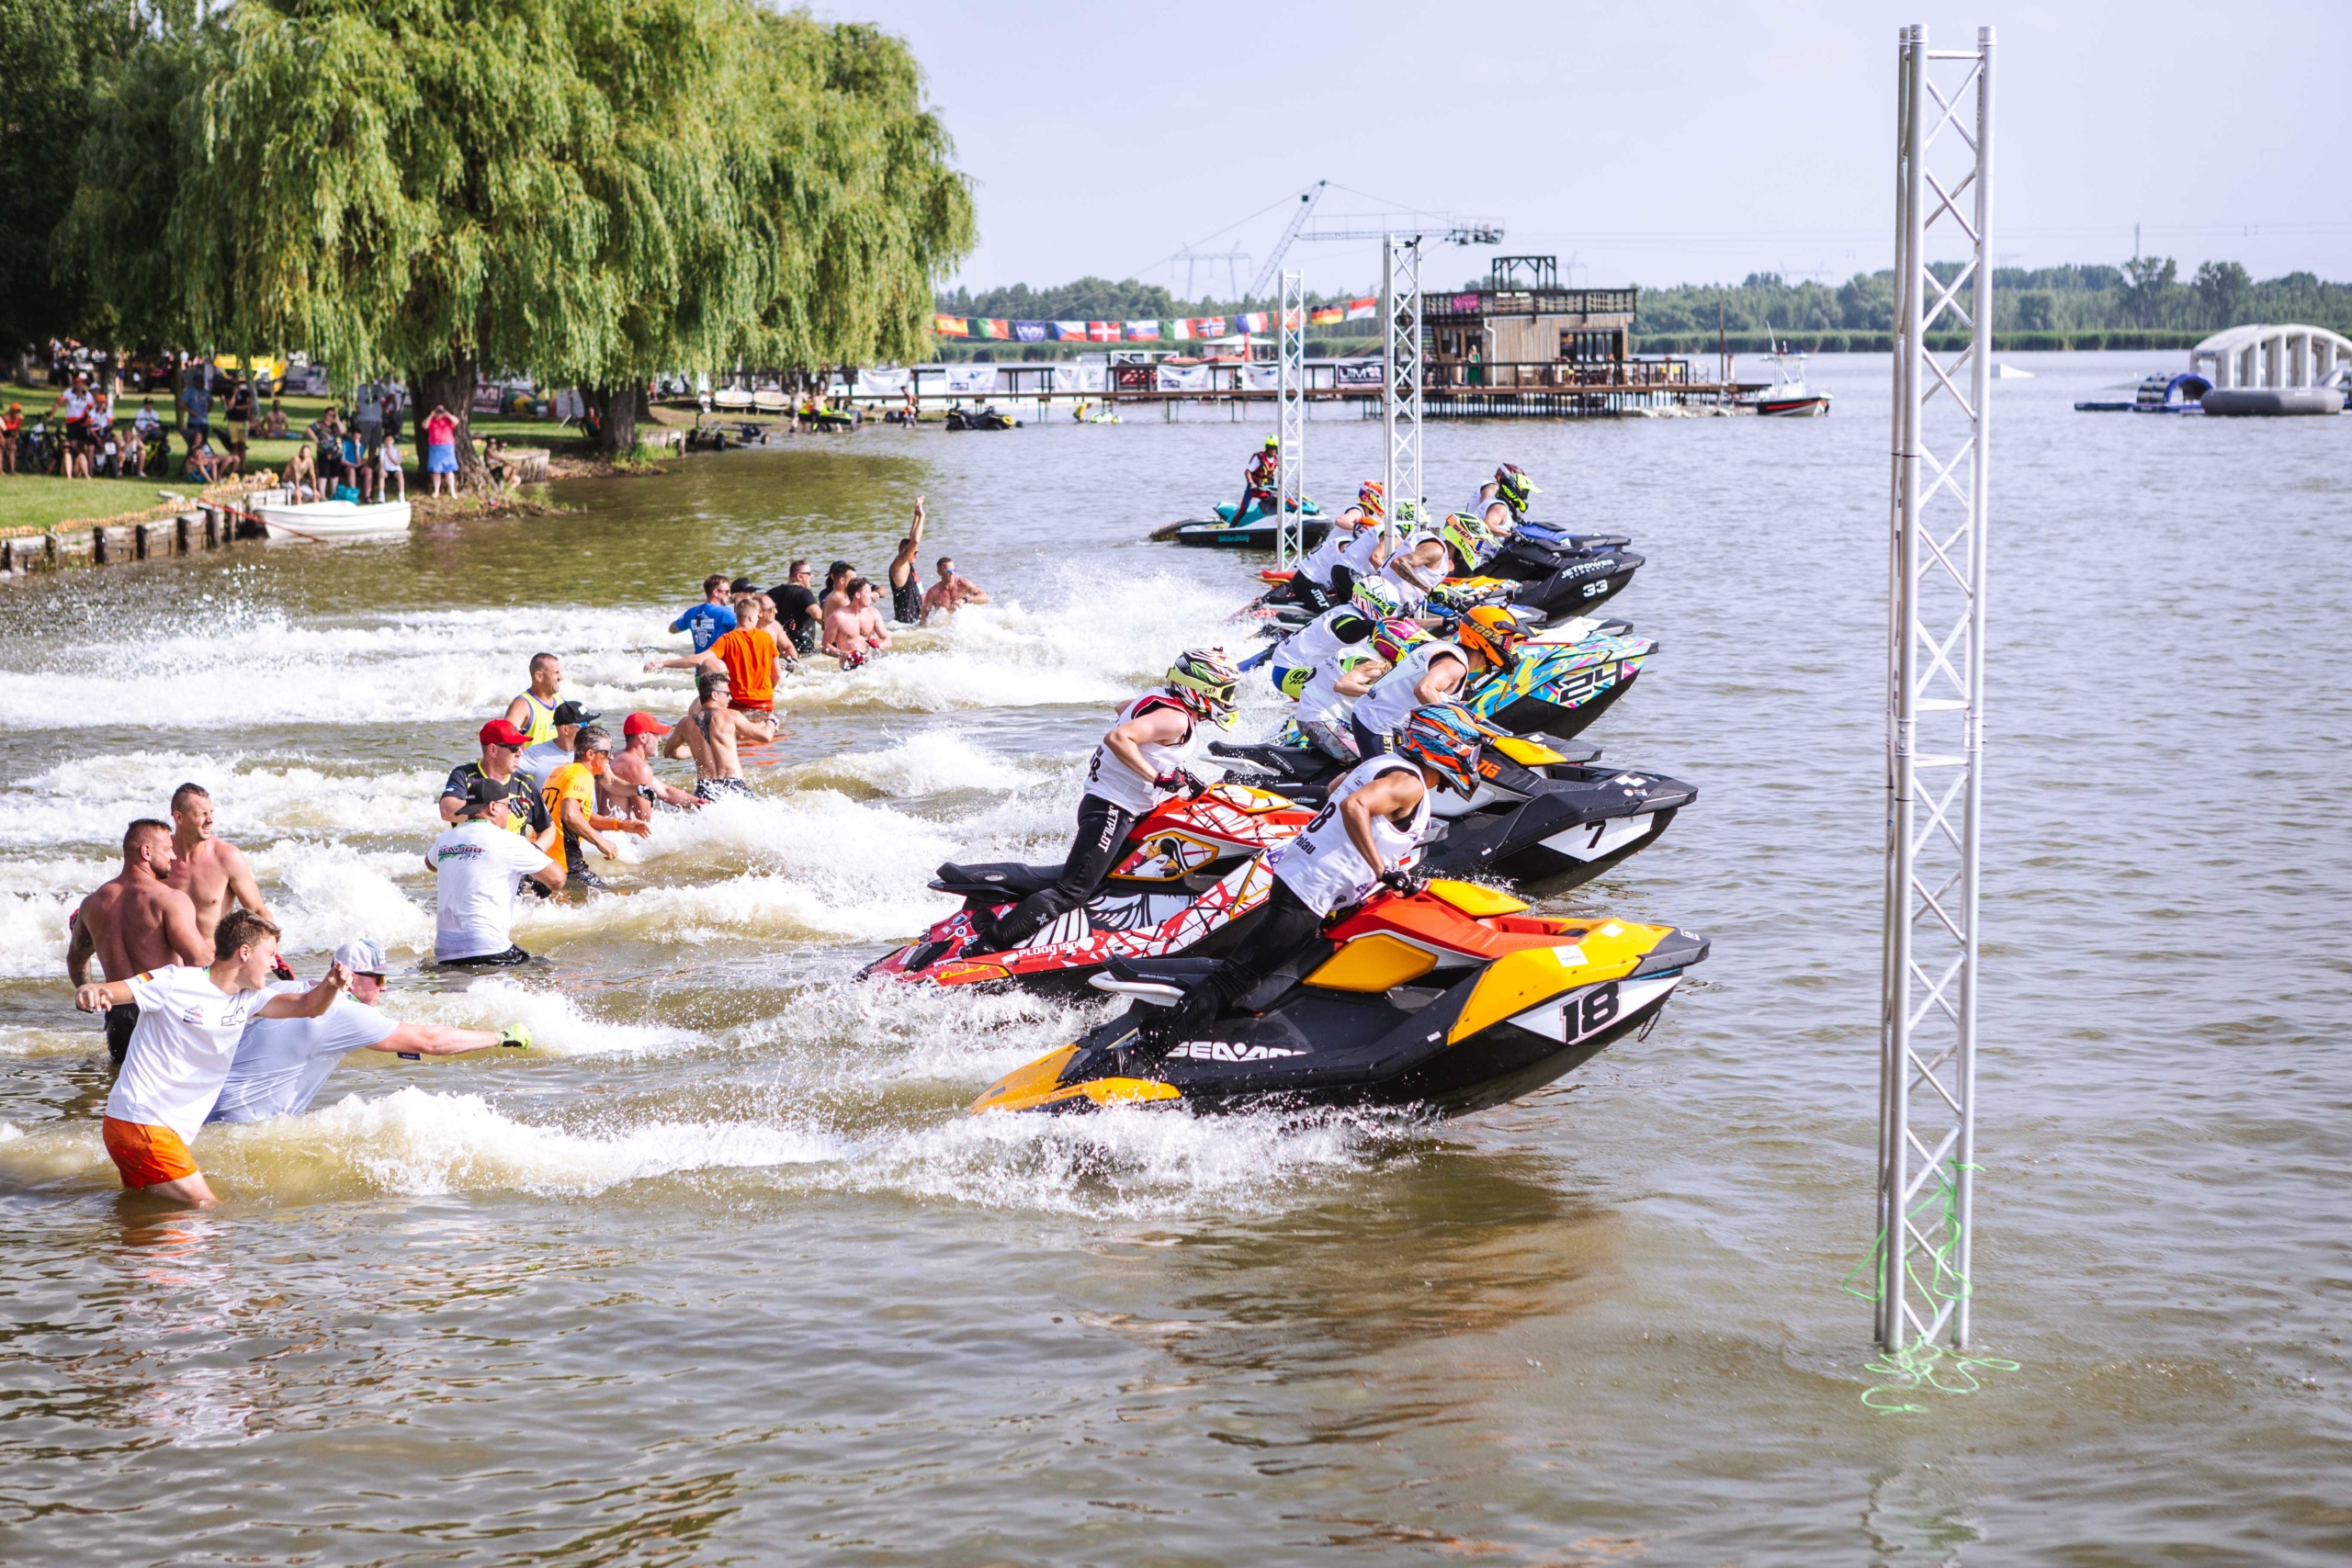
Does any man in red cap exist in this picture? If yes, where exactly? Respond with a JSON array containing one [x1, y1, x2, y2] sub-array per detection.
[[439, 719, 552, 839], [608, 712, 701, 821]]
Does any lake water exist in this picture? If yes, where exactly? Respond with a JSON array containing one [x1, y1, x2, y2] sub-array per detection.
[[1, 353, 2346, 1564]]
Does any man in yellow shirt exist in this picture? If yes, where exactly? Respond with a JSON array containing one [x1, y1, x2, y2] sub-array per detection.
[[539, 726, 650, 890]]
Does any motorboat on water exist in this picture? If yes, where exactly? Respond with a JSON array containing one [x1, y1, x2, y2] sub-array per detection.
[[1747, 335, 1832, 417], [1155, 497, 1329, 550], [968, 879, 1710, 1118], [254, 494, 413, 539]]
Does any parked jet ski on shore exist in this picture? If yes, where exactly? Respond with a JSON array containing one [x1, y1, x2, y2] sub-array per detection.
[[860, 736, 1693, 991], [967, 878, 1710, 1118]]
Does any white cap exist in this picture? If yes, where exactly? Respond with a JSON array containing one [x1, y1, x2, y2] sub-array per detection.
[[332, 938, 389, 975]]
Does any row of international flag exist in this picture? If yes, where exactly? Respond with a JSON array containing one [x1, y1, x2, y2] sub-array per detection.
[[930, 299, 1381, 342]]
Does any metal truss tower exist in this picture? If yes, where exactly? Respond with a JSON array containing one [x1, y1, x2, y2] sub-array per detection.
[[1877, 23, 1995, 1354], [1380, 234, 1423, 551], [1276, 269, 1308, 570]]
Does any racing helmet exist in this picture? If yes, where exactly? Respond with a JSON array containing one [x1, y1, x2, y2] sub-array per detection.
[[1356, 479, 1385, 518], [1350, 575, 1406, 620], [1397, 704, 1486, 797], [1262, 434, 1281, 450], [1439, 512, 1490, 569], [1369, 616, 1427, 668], [1493, 463, 1538, 515], [1453, 604, 1527, 673], [1166, 647, 1242, 728]]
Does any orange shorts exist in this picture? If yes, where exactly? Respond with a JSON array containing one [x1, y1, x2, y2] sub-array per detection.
[[103, 1117, 198, 1189]]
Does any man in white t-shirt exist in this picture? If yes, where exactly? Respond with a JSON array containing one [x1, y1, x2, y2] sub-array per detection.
[[209, 938, 530, 1124], [74, 908, 350, 1206], [429, 778, 567, 966]]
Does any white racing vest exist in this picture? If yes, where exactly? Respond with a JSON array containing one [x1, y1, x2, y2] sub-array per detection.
[[1340, 520, 1386, 575], [1352, 640, 1467, 739], [1294, 524, 1351, 587], [1267, 755, 1431, 915], [1278, 604, 1373, 675], [1296, 650, 1378, 728], [1083, 691, 1194, 814]]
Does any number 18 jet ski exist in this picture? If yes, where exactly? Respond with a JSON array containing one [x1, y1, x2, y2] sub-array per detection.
[[968, 878, 1709, 1118]]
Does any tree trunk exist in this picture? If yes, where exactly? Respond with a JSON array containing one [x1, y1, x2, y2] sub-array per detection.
[[412, 356, 487, 490], [583, 382, 638, 457]]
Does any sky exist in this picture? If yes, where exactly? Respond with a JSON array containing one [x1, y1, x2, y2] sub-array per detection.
[[815, 0, 2352, 299]]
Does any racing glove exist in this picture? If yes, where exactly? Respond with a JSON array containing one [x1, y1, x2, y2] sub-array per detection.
[[1154, 768, 1209, 798]]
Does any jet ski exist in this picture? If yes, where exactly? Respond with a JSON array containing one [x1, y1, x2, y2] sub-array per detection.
[[1468, 536, 1647, 618], [862, 738, 1692, 990], [945, 404, 1018, 430], [1156, 497, 1328, 550], [967, 879, 1709, 1118], [1209, 731, 1693, 894]]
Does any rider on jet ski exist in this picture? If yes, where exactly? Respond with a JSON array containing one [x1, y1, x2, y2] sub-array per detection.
[[1133, 704, 1482, 1055], [1269, 576, 1404, 699], [1283, 479, 1388, 609], [1470, 463, 1537, 533], [1238, 434, 1280, 524], [1350, 606, 1526, 757], [971, 649, 1241, 953]]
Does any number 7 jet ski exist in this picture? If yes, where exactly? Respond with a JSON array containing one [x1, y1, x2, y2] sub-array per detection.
[[967, 878, 1709, 1118]]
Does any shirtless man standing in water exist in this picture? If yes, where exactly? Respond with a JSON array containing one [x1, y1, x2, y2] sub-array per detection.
[[821, 579, 893, 669], [164, 784, 275, 947], [67, 819, 208, 1067], [662, 671, 776, 801]]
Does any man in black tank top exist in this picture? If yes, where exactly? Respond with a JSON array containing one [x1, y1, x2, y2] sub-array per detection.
[[888, 496, 926, 625]]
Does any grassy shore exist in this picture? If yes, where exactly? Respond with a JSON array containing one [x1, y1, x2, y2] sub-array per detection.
[[0, 381, 592, 536]]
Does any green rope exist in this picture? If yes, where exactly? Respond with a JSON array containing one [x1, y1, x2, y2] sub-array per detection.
[[1840, 1160, 2018, 1413]]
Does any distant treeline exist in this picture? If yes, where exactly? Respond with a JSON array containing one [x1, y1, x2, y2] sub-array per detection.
[[940, 260, 2351, 359], [1636, 261, 2352, 342]]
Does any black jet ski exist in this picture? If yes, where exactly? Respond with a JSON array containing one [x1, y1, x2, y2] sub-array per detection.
[[861, 737, 1691, 991], [1210, 732, 1693, 894], [1472, 536, 1646, 617], [967, 880, 1710, 1118], [945, 404, 1018, 430]]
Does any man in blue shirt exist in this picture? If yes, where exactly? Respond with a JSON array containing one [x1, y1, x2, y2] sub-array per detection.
[[670, 574, 739, 653], [208, 939, 530, 1123]]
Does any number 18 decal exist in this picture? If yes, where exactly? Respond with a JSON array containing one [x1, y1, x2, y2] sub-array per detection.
[[1568, 980, 1620, 1038]]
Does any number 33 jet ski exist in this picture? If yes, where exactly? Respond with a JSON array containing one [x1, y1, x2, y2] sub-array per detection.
[[967, 878, 1709, 1118]]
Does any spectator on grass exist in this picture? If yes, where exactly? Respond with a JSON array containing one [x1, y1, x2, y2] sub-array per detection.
[[224, 377, 254, 464], [377, 429, 405, 501], [1, 402, 20, 475], [284, 443, 321, 502], [185, 430, 232, 484], [424, 403, 459, 497], [180, 368, 211, 441], [262, 400, 288, 439]]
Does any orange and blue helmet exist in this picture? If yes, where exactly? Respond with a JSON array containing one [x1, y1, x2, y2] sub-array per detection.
[[1398, 704, 1486, 796], [1356, 479, 1385, 518]]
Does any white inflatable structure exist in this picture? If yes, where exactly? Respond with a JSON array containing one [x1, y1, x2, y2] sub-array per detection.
[[2188, 323, 2349, 415]]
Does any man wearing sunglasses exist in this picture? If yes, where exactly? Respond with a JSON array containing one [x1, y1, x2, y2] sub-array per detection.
[[208, 938, 532, 1125], [439, 719, 551, 839]]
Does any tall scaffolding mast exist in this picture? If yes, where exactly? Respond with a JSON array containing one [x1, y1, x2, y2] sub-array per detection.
[[1877, 23, 1995, 1354], [1379, 234, 1423, 552], [1276, 270, 1307, 570]]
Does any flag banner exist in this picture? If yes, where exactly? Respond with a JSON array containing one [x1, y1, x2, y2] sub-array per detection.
[[1125, 320, 1162, 341], [944, 366, 999, 395], [1013, 321, 1049, 342], [1157, 364, 1212, 392], [1345, 297, 1377, 321], [976, 319, 1012, 340], [1239, 364, 1280, 392], [1087, 321, 1121, 342], [1196, 316, 1228, 337], [1309, 305, 1345, 325], [1332, 361, 1384, 387], [1053, 321, 1090, 340], [854, 367, 911, 396], [1053, 364, 1109, 393], [933, 313, 969, 337], [1170, 319, 1195, 341], [1235, 311, 1269, 333]]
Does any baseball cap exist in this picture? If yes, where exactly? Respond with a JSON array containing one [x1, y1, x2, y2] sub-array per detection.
[[729, 577, 757, 594], [332, 937, 389, 976], [479, 718, 530, 747], [551, 701, 600, 727], [623, 712, 671, 738], [460, 774, 517, 818]]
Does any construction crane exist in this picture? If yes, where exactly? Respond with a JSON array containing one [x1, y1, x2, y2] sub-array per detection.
[[1300, 218, 1505, 245], [1245, 182, 1329, 304]]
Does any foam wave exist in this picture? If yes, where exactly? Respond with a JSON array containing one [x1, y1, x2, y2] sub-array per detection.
[[780, 730, 1054, 800], [388, 976, 696, 1057], [0, 751, 447, 849], [202, 1087, 838, 1198]]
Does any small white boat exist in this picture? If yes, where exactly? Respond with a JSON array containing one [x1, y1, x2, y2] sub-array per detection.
[[1748, 326, 1832, 416], [256, 498, 413, 539]]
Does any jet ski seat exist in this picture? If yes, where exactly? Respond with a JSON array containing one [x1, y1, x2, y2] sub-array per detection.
[[931, 861, 1063, 898]]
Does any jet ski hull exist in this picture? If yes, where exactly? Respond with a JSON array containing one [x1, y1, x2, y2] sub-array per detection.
[[971, 892, 1709, 1119]]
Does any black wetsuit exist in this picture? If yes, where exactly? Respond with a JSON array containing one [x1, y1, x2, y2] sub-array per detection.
[[975, 795, 1139, 952], [1139, 880, 1328, 1051]]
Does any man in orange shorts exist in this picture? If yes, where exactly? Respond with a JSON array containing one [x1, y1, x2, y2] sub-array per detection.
[[74, 908, 351, 1207]]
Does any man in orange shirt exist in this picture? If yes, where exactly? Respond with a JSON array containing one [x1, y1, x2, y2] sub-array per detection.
[[645, 594, 794, 713], [539, 725, 650, 889]]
